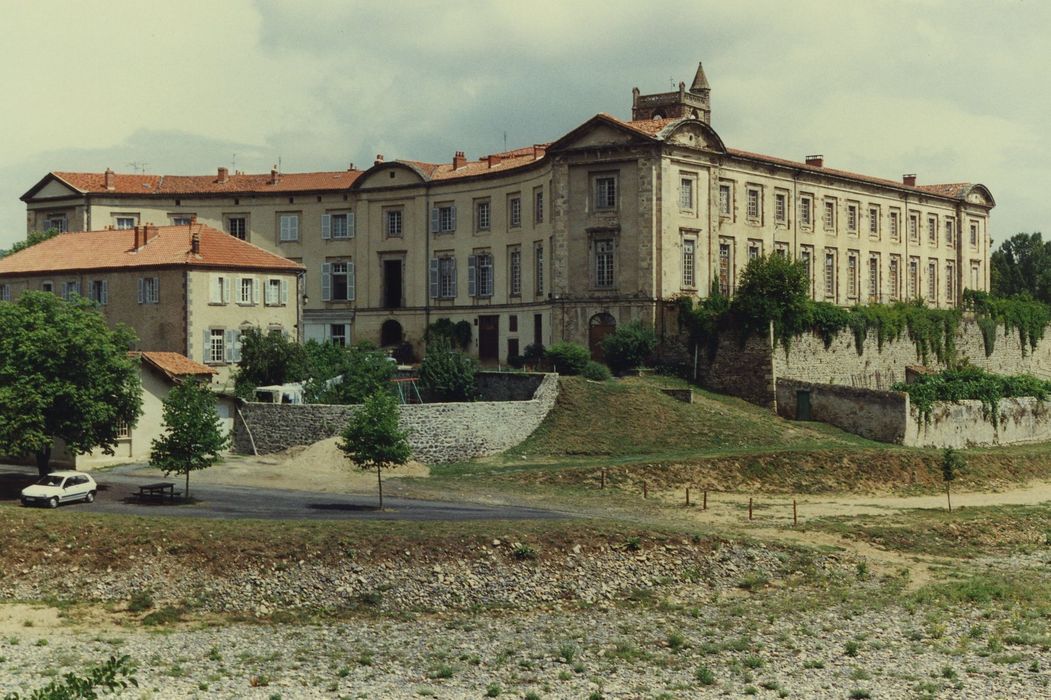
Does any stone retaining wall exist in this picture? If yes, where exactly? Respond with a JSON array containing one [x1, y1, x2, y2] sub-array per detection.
[[906, 396, 1051, 448], [234, 373, 559, 463], [775, 378, 908, 443]]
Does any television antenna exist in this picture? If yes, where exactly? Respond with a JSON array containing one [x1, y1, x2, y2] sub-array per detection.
[[127, 161, 149, 173]]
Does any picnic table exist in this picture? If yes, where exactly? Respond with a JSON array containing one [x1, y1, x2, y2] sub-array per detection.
[[136, 482, 180, 503]]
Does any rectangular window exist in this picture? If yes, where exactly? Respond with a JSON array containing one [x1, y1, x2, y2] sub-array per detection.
[[227, 216, 247, 239], [279, 213, 300, 242], [89, 279, 107, 305], [534, 313, 543, 345], [846, 203, 859, 234], [431, 204, 457, 233], [800, 246, 814, 295], [534, 187, 544, 223], [868, 206, 880, 237], [945, 218, 954, 247], [927, 216, 937, 244], [682, 239, 696, 288], [385, 208, 403, 238], [824, 250, 836, 298], [679, 177, 694, 210], [970, 222, 978, 247], [971, 262, 981, 290], [322, 212, 353, 240], [746, 188, 761, 222], [44, 215, 67, 232], [774, 242, 788, 258], [209, 329, 225, 364], [847, 253, 859, 298], [800, 195, 813, 228], [908, 258, 919, 298], [137, 277, 158, 304], [171, 215, 194, 226], [534, 243, 544, 296], [824, 199, 836, 232], [889, 256, 901, 301], [889, 210, 900, 242], [64, 280, 80, 300], [927, 260, 937, 301], [718, 183, 732, 217], [0, 284, 10, 302], [718, 241, 733, 296], [868, 255, 880, 301], [239, 277, 256, 305], [329, 262, 354, 301], [595, 176, 617, 210], [468, 253, 494, 297], [210, 275, 230, 304], [330, 324, 347, 347], [115, 216, 136, 230], [509, 248, 522, 296], [430, 256, 457, 299], [509, 196, 522, 227], [594, 239, 615, 288], [265, 278, 288, 306], [909, 212, 919, 242], [41, 281, 53, 294], [114, 419, 130, 439], [748, 240, 761, 260], [774, 192, 787, 224], [946, 261, 956, 302], [475, 200, 491, 232]]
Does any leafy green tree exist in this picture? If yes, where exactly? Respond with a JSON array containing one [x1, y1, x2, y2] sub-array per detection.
[[150, 380, 229, 499], [0, 292, 142, 475], [2, 654, 137, 700], [310, 343, 395, 404], [941, 447, 965, 513], [0, 228, 62, 259], [420, 337, 477, 401], [730, 254, 811, 343], [234, 327, 308, 398], [337, 391, 410, 508], [545, 341, 590, 375], [990, 232, 1051, 302], [600, 320, 658, 374]]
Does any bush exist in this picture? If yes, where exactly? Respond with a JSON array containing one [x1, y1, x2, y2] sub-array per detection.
[[391, 342, 416, 365], [420, 337, 477, 402], [546, 342, 590, 375], [600, 320, 657, 374], [234, 327, 308, 398], [523, 343, 546, 369], [507, 353, 525, 369], [308, 344, 395, 405], [582, 361, 612, 381]]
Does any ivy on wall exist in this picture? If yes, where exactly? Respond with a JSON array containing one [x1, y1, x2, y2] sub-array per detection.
[[963, 290, 1051, 356], [892, 365, 1051, 428]]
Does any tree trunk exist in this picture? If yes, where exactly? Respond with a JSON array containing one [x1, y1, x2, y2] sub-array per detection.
[[185, 468, 190, 501], [377, 464, 383, 510], [946, 482, 952, 513], [35, 446, 51, 477]]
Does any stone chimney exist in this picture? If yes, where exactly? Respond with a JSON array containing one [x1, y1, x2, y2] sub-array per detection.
[[453, 151, 467, 169], [269, 166, 280, 185], [374, 154, 384, 166], [533, 145, 546, 159], [487, 154, 502, 168], [143, 225, 159, 245], [217, 166, 229, 183], [133, 225, 143, 250], [805, 155, 824, 167], [104, 168, 115, 190], [902, 174, 917, 186], [191, 230, 201, 255]]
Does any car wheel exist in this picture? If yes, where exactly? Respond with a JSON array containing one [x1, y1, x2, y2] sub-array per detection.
[[48, 497, 59, 509], [85, 491, 95, 503], [20, 498, 28, 507]]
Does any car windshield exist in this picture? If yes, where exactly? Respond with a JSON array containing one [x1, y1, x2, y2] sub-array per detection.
[[35, 476, 64, 487]]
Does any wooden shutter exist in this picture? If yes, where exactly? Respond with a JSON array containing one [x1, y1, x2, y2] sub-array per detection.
[[204, 329, 212, 363], [280, 279, 289, 305], [347, 212, 356, 238], [450, 257, 457, 297], [222, 276, 231, 304], [224, 329, 236, 363], [347, 261, 356, 301], [450, 205, 457, 231], [252, 276, 261, 305], [100, 280, 108, 305], [467, 255, 477, 297], [429, 258, 439, 298], [321, 263, 332, 301], [210, 275, 220, 304], [430, 207, 439, 233], [137, 278, 144, 304], [321, 214, 331, 240]]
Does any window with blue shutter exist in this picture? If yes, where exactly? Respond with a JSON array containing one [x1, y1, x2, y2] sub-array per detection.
[[467, 255, 477, 297]]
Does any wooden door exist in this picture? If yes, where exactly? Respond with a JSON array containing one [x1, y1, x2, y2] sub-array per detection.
[[478, 315, 499, 364]]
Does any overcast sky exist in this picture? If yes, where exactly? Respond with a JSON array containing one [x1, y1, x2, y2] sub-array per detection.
[[1, 0, 1047, 249]]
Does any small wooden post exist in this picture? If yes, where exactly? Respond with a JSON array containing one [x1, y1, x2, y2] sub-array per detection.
[[686, 487, 691, 506], [703, 490, 708, 511], [643, 482, 648, 499], [793, 499, 798, 526], [748, 497, 753, 521], [600, 469, 606, 489]]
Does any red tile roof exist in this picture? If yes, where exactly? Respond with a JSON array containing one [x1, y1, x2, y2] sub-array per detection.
[[0, 224, 303, 275], [393, 145, 548, 182], [133, 351, 216, 379], [29, 169, 362, 199]]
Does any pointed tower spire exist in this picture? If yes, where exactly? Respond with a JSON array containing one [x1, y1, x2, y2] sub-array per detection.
[[690, 61, 710, 93]]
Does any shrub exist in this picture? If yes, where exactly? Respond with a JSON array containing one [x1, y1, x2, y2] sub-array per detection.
[[582, 361, 612, 381], [453, 321, 473, 350], [391, 342, 416, 365], [420, 338, 477, 402], [308, 344, 395, 405], [523, 343, 546, 369], [507, 353, 525, 369], [600, 320, 657, 374], [127, 590, 154, 613], [546, 342, 590, 375], [695, 666, 716, 686]]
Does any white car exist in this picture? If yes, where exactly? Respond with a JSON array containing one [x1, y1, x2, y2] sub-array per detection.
[[20, 471, 97, 508]]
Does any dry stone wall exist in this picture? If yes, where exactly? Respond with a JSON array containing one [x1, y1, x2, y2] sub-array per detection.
[[234, 373, 559, 463], [775, 379, 908, 444], [907, 397, 1051, 448]]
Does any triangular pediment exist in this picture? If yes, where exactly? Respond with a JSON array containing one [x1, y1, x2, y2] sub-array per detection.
[[21, 173, 83, 202], [547, 115, 657, 153]]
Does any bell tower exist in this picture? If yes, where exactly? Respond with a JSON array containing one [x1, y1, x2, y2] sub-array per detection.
[[631, 61, 711, 124]]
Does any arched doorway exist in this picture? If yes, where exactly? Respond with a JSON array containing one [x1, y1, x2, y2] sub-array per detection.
[[380, 319, 403, 347], [588, 312, 616, 361]]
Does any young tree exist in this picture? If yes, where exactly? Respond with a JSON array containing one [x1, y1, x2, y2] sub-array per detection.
[[150, 380, 229, 499], [730, 254, 811, 343], [419, 337, 477, 401], [234, 327, 308, 398], [601, 320, 658, 375], [337, 391, 410, 509], [941, 447, 966, 513], [0, 292, 142, 474]]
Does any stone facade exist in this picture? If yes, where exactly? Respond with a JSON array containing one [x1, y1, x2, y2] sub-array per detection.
[[233, 373, 559, 463], [775, 378, 909, 443]]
